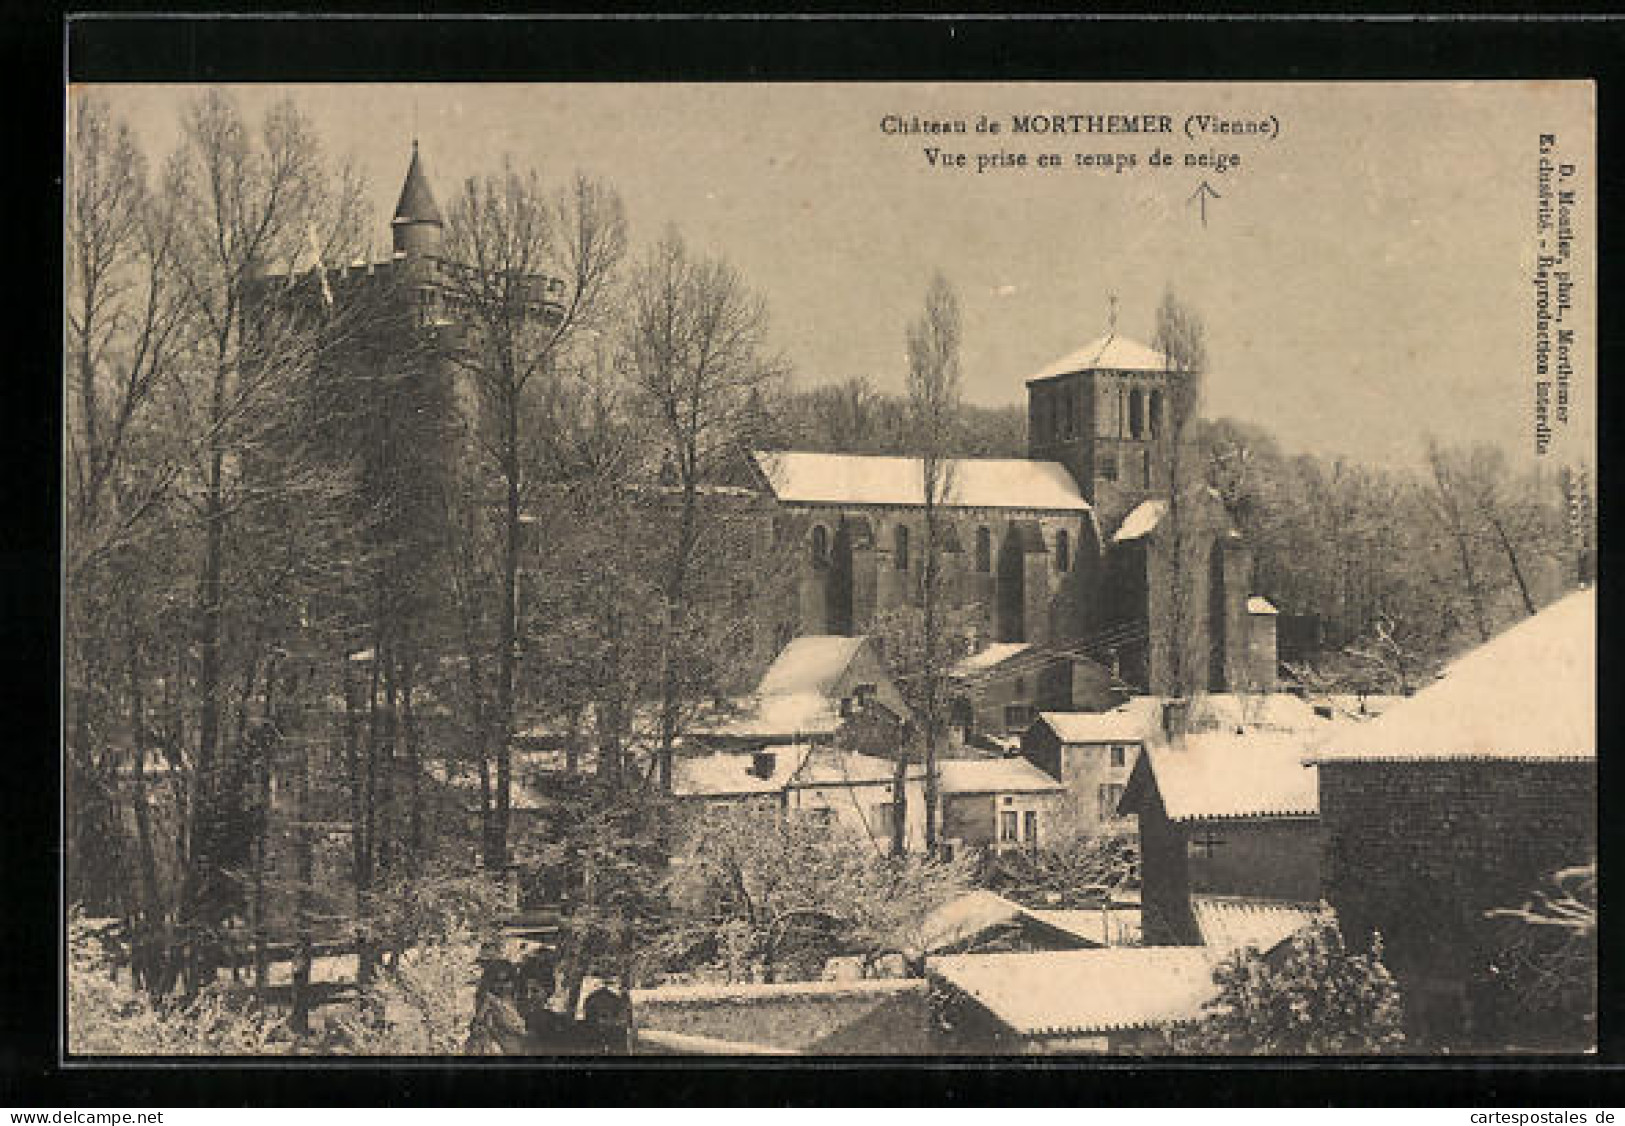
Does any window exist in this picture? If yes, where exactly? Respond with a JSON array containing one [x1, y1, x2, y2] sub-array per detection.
[[999, 810, 1019, 842], [1110, 744, 1128, 769], [1023, 810, 1038, 846], [1143, 448, 1153, 488], [1129, 389, 1146, 439], [1188, 830, 1226, 859], [810, 524, 829, 570], [1004, 704, 1033, 732], [975, 527, 992, 573], [874, 801, 898, 840], [1098, 782, 1126, 823], [804, 806, 836, 830], [1098, 451, 1118, 482], [894, 524, 910, 571], [1055, 528, 1071, 573], [1149, 389, 1165, 438]]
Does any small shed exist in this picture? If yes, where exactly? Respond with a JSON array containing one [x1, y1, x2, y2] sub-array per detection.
[[1118, 732, 1320, 945], [928, 947, 1222, 1053]]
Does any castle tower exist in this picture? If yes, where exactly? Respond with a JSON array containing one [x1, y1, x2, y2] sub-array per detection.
[[1025, 331, 1192, 528], [391, 140, 444, 258]]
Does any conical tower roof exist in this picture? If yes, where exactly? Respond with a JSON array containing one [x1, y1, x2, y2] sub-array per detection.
[[392, 141, 443, 227]]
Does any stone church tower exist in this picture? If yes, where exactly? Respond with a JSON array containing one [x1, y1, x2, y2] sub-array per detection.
[[1024, 332, 1195, 531]]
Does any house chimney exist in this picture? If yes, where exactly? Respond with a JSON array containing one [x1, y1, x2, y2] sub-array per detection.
[[751, 750, 777, 780], [1161, 698, 1189, 741]]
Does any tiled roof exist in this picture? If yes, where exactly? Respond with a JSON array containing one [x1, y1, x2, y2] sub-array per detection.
[[1133, 733, 1319, 821], [751, 450, 1090, 512], [929, 947, 1221, 1036], [1191, 896, 1323, 956], [1312, 588, 1595, 763], [1027, 334, 1170, 382], [937, 757, 1065, 795]]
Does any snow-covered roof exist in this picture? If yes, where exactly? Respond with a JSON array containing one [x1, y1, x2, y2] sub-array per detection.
[[699, 692, 843, 740], [1127, 733, 1319, 821], [937, 757, 1065, 795], [672, 749, 797, 797], [1024, 907, 1142, 949], [929, 947, 1221, 1036], [673, 746, 909, 798], [757, 635, 867, 698], [752, 450, 1090, 512], [1312, 588, 1595, 764], [1191, 896, 1323, 956], [1112, 499, 1167, 542], [1186, 692, 1325, 735], [1027, 334, 1170, 383], [917, 891, 1030, 955], [1247, 596, 1279, 616], [1305, 694, 1404, 722], [1035, 710, 1153, 745], [952, 642, 1034, 677]]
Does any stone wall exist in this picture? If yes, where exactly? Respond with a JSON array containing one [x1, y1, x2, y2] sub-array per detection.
[[1318, 758, 1596, 1043]]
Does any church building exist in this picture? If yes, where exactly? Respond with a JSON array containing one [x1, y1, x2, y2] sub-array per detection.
[[749, 334, 1277, 697]]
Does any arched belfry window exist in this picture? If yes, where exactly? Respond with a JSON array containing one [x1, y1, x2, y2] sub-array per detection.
[[811, 525, 829, 570], [975, 527, 992, 573], [1129, 389, 1146, 439], [1056, 528, 1071, 573], [895, 525, 910, 572]]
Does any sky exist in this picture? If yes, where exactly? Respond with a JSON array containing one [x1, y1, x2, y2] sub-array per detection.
[[84, 81, 1596, 471]]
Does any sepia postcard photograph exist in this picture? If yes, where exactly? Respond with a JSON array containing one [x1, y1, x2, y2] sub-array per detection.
[[61, 75, 1597, 1062]]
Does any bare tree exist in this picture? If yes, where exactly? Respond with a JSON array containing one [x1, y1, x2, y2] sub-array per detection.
[[903, 271, 962, 854], [442, 164, 627, 870], [160, 90, 366, 992], [64, 94, 188, 951], [1424, 436, 1492, 643], [622, 227, 782, 792], [1150, 286, 1207, 700]]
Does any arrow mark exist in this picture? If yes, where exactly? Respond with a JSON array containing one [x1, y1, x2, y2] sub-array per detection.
[[1189, 180, 1222, 227]]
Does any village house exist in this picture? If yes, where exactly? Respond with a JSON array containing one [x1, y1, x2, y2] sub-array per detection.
[[1021, 708, 1150, 833], [947, 642, 1122, 746], [671, 744, 929, 854], [936, 756, 1068, 856], [1117, 730, 1321, 946], [1310, 587, 1596, 1049], [692, 634, 911, 750]]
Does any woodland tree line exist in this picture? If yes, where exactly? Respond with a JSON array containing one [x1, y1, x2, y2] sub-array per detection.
[[66, 91, 1592, 1049]]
